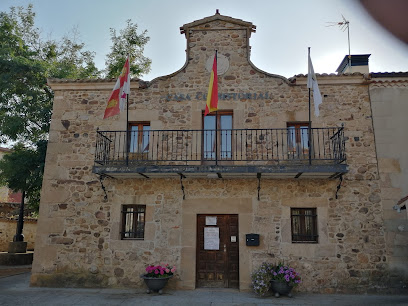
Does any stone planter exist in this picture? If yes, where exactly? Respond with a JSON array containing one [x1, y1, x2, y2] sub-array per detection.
[[140, 275, 173, 294], [270, 280, 294, 298]]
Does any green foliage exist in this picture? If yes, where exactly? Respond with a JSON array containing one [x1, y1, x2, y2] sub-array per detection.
[[0, 5, 100, 213], [0, 5, 100, 144], [0, 5, 152, 213], [46, 29, 100, 79], [105, 19, 151, 78], [0, 140, 47, 211]]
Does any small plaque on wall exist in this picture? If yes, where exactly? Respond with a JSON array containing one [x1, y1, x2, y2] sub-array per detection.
[[205, 216, 217, 225]]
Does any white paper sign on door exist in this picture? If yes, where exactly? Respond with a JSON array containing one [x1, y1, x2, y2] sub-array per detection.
[[204, 227, 219, 250]]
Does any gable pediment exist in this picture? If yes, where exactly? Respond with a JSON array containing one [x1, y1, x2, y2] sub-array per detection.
[[180, 11, 256, 36]]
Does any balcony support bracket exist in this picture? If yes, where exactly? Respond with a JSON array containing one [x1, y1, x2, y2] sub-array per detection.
[[179, 173, 186, 200], [335, 174, 343, 199], [257, 173, 261, 201], [97, 173, 114, 201]]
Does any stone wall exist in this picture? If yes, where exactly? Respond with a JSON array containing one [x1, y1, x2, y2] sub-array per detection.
[[31, 14, 404, 293], [370, 79, 408, 283], [0, 218, 37, 251]]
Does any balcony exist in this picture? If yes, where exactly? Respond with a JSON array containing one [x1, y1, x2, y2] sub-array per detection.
[[93, 127, 348, 179]]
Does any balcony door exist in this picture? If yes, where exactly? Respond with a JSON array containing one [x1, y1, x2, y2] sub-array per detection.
[[203, 111, 232, 162], [287, 122, 310, 159], [128, 122, 150, 160]]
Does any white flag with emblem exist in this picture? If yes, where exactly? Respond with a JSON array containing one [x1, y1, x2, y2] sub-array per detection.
[[307, 54, 322, 116]]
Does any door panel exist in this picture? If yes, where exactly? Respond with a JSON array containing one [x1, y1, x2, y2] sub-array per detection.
[[196, 214, 239, 288]]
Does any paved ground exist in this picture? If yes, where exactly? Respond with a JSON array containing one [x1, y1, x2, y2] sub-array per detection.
[[0, 265, 31, 278], [0, 268, 407, 305]]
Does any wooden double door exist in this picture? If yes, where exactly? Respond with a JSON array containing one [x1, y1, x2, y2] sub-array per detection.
[[196, 214, 239, 288]]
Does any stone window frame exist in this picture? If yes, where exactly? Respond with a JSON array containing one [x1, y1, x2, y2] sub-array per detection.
[[120, 204, 146, 240], [290, 207, 318, 243]]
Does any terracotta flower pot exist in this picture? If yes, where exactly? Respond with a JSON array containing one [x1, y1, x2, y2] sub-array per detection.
[[140, 275, 173, 294], [270, 280, 294, 298]]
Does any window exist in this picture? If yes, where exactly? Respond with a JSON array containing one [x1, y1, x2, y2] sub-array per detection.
[[121, 205, 146, 239], [291, 208, 318, 242], [129, 122, 150, 153], [203, 111, 232, 160], [287, 122, 310, 159]]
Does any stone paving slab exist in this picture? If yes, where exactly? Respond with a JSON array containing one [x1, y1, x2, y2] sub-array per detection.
[[0, 272, 407, 306]]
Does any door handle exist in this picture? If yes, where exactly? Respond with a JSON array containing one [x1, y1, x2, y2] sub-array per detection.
[[224, 244, 227, 252]]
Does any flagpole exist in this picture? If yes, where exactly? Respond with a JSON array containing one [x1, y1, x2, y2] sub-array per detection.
[[126, 93, 129, 166], [126, 55, 130, 166], [308, 47, 312, 166], [215, 49, 218, 166]]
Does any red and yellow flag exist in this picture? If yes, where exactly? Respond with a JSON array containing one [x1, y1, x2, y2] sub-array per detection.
[[204, 52, 218, 116], [103, 57, 131, 119]]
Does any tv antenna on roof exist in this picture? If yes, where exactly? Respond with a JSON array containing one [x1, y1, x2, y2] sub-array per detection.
[[327, 15, 351, 68]]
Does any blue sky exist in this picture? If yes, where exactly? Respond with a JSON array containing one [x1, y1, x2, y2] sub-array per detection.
[[1, 0, 407, 80]]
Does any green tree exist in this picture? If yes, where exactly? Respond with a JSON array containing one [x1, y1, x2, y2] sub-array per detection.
[[105, 19, 151, 78], [0, 140, 46, 211], [0, 5, 100, 144], [0, 5, 152, 213], [0, 5, 100, 212]]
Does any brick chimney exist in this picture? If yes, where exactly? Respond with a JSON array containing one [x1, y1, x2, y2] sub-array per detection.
[[336, 54, 371, 74]]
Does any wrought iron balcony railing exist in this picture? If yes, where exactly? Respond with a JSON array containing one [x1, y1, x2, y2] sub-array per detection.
[[94, 127, 346, 167]]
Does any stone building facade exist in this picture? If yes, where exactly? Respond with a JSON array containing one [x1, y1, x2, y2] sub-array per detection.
[[31, 13, 407, 293]]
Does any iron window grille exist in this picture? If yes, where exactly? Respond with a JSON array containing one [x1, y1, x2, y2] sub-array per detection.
[[291, 208, 318, 243], [121, 205, 146, 240]]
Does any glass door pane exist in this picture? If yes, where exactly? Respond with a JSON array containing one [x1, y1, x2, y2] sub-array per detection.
[[204, 116, 216, 159], [299, 127, 309, 155], [142, 126, 150, 153], [220, 115, 232, 159], [129, 126, 139, 153]]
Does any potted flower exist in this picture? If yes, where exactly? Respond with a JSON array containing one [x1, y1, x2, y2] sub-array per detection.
[[269, 263, 301, 297], [251, 262, 301, 298], [140, 263, 176, 294], [251, 262, 275, 297]]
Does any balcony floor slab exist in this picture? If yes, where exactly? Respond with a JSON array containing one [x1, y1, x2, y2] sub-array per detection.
[[93, 164, 348, 179]]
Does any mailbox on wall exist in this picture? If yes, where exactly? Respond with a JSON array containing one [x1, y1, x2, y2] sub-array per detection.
[[246, 233, 260, 246]]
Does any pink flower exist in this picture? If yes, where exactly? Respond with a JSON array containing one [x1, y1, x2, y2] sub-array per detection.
[[171, 267, 176, 273], [154, 269, 159, 274], [160, 269, 164, 275], [165, 269, 170, 273]]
